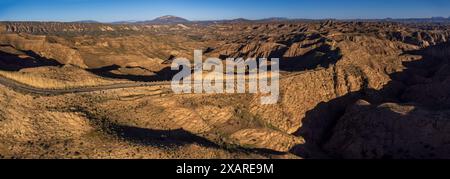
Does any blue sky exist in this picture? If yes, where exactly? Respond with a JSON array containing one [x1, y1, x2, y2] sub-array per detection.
[[0, 0, 449, 22]]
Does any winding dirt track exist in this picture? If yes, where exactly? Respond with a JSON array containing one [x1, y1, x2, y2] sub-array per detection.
[[0, 76, 172, 95], [0, 72, 293, 96]]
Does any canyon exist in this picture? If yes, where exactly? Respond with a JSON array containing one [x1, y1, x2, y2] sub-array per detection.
[[0, 19, 449, 159]]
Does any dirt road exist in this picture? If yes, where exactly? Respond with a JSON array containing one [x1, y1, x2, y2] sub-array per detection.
[[0, 76, 172, 95]]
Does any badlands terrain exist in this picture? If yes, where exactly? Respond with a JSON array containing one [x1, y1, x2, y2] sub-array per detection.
[[0, 18, 449, 159]]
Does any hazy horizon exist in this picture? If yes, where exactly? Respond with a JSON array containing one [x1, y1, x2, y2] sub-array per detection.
[[1, 0, 450, 22]]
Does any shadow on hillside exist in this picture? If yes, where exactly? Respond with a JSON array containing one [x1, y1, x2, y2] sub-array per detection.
[[109, 124, 221, 148], [77, 107, 222, 148], [109, 123, 287, 155], [76, 107, 287, 155], [0, 49, 63, 71], [289, 42, 449, 159], [88, 65, 180, 82], [280, 45, 343, 72]]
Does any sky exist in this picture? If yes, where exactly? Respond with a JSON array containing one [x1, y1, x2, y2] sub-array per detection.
[[0, 0, 449, 22]]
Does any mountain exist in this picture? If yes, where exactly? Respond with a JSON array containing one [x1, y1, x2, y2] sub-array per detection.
[[258, 17, 290, 22], [380, 17, 450, 24], [203, 18, 252, 24], [72, 20, 100, 23], [431, 16, 447, 20], [141, 15, 190, 24], [227, 18, 252, 23], [76, 16, 450, 25], [111, 20, 139, 24]]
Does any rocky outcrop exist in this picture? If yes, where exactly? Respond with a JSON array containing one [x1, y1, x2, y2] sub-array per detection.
[[0, 34, 87, 68], [322, 42, 450, 159], [213, 42, 288, 59], [0, 24, 6, 33], [230, 129, 304, 152], [324, 101, 450, 159], [387, 30, 449, 47], [4, 22, 118, 34], [251, 35, 416, 134]]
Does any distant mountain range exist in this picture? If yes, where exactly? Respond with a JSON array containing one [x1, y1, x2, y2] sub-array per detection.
[[111, 15, 189, 24], [381, 17, 450, 23], [82, 15, 450, 25], [138, 15, 189, 24], [110, 15, 311, 24], [72, 20, 101, 23]]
